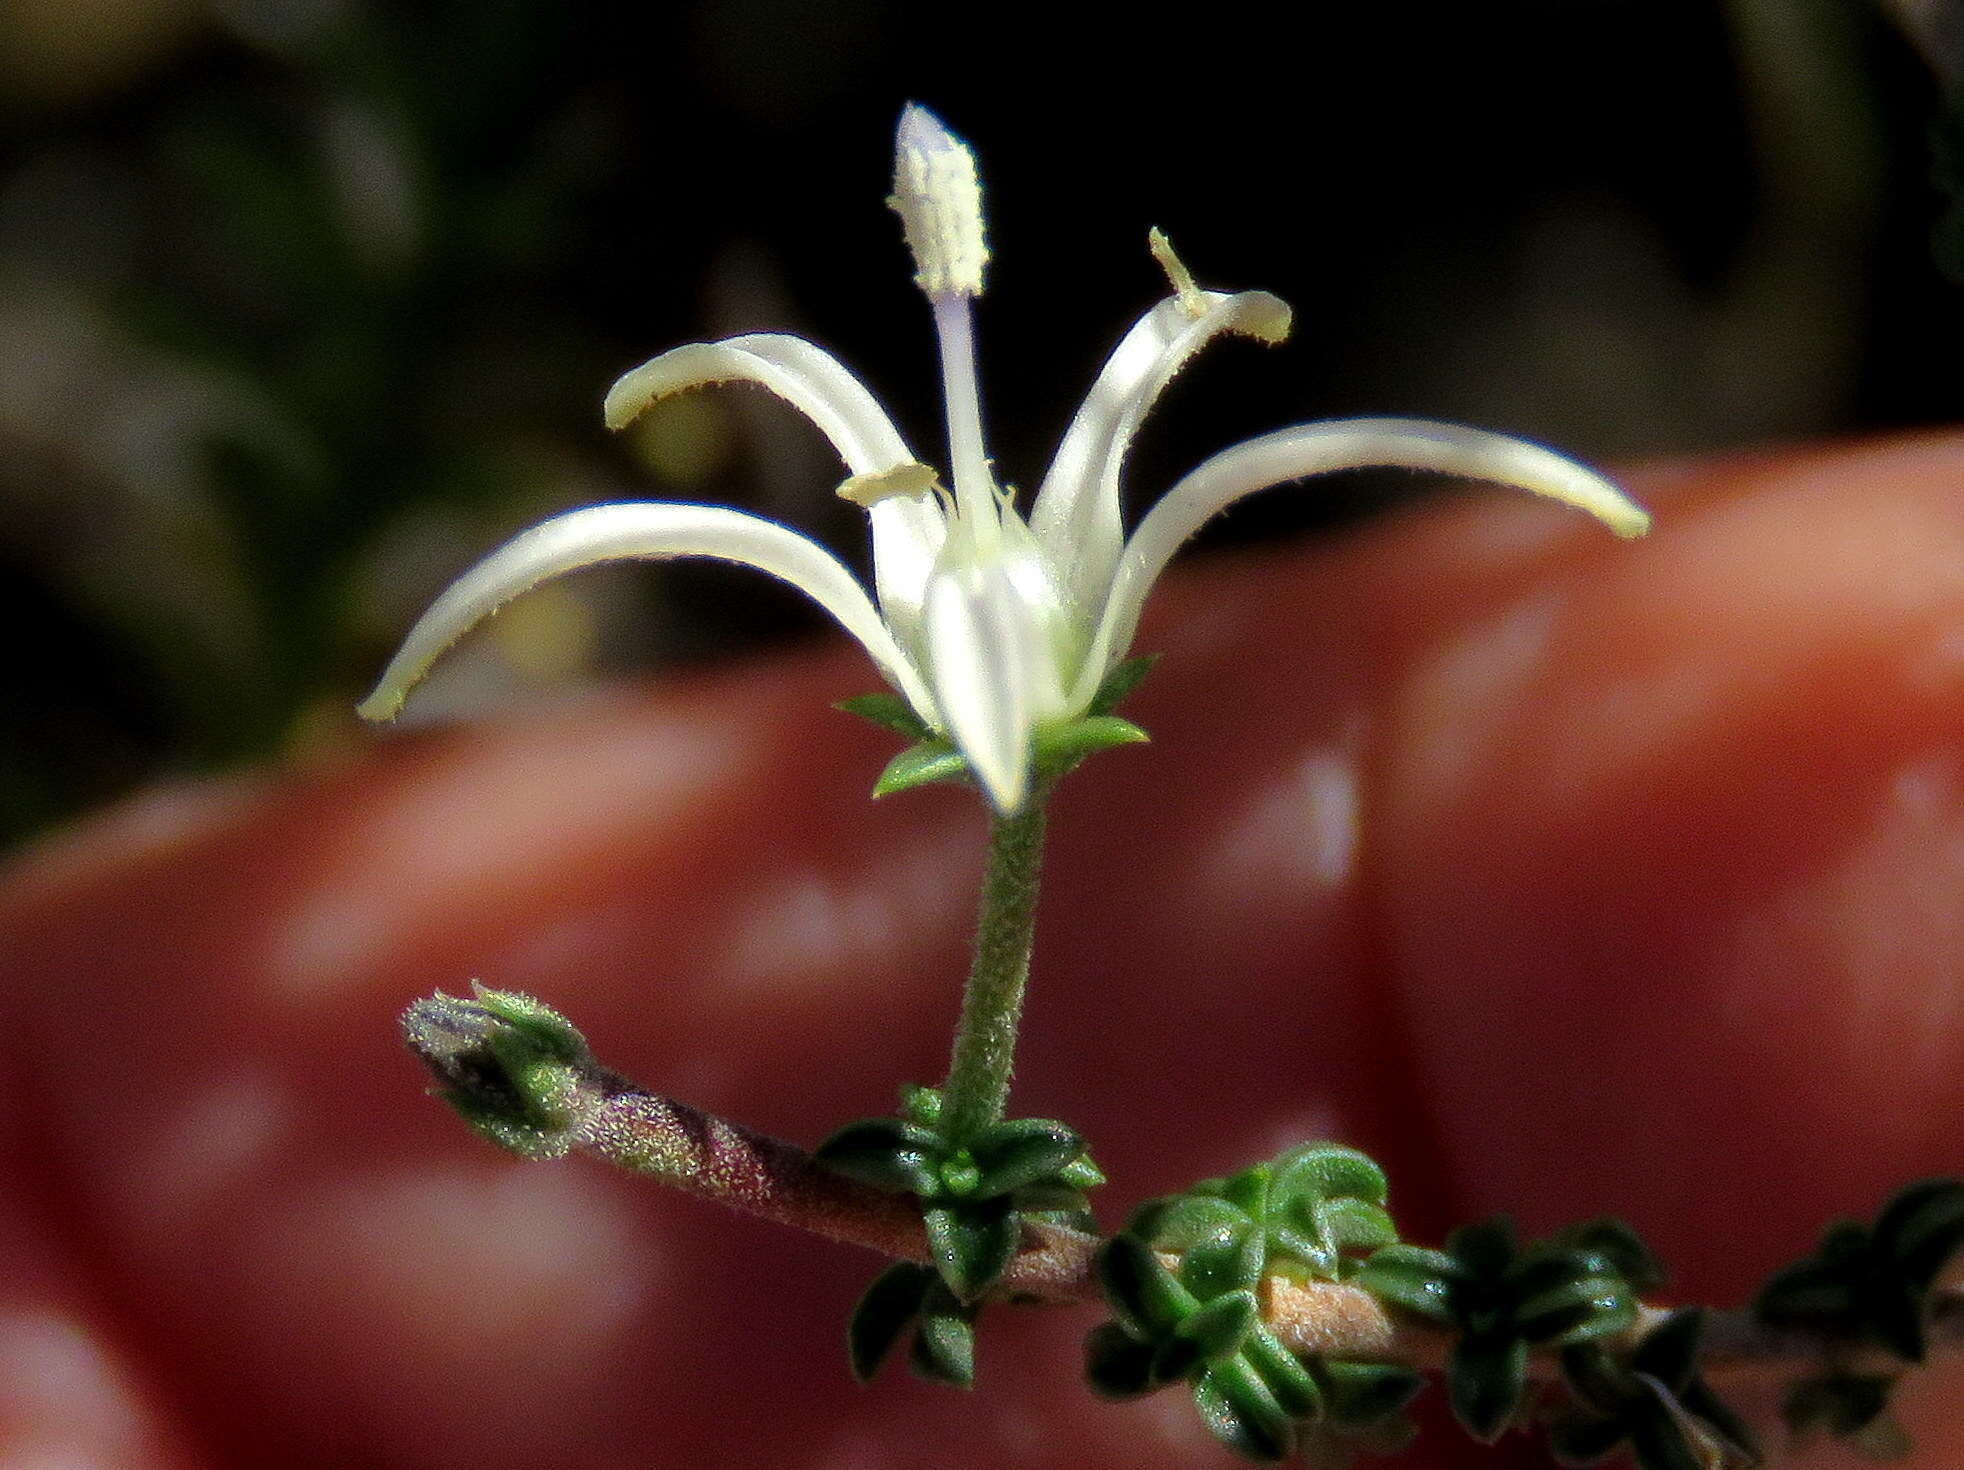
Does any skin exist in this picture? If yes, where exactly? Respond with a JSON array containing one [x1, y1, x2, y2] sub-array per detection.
[[1, 432, 1961, 1469]]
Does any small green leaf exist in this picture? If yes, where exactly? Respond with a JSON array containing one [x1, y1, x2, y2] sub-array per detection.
[[1558, 1218, 1667, 1293], [924, 1199, 1018, 1301], [909, 1284, 976, 1388], [834, 692, 933, 741], [1240, 1322, 1323, 1420], [1447, 1332, 1529, 1443], [1631, 1309, 1704, 1390], [1354, 1244, 1460, 1326], [1194, 1362, 1297, 1462], [1447, 1217, 1518, 1279], [1311, 1197, 1398, 1256], [1131, 1193, 1250, 1249], [1084, 1322, 1159, 1399], [1271, 1143, 1388, 1209], [1181, 1220, 1266, 1299], [1098, 1232, 1199, 1338], [1318, 1360, 1424, 1428], [1056, 1152, 1107, 1191], [813, 1118, 942, 1195], [966, 1118, 1085, 1198], [898, 1083, 942, 1128], [1516, 1274, 1634, 1345], [1087, 652, 1159, 716], [1177, 1288, 1260, 1363], [872, 740, 970, 797], [847, 1262, 932, 1383], [1548, 1414, 1629, 1465]]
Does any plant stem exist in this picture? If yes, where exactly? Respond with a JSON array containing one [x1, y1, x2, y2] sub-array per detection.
[[936, 793, 1048, 1145]]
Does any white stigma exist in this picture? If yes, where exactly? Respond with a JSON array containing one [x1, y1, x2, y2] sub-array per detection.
[[890, 104, 987, 298]]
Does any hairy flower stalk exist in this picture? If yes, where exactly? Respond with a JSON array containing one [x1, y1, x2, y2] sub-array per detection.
[[358, 104, 1649, 819]]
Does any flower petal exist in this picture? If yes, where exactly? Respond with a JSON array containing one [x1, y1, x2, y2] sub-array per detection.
[[603, 333, 946, 643], [1029, 289, 1291, 626], [357, 501, 936, 724], [1072, 417, 1650, 709], [923, 567, 1039, 813]]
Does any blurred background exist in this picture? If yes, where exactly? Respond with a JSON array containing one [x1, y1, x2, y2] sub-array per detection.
[[2, 0, 1960, 849]]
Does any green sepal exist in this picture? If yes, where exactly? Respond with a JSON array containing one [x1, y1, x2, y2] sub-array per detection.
[[1318, 1360, 1424, 1428], [847, 1262, 933, 1383], [813, 1117, 942, 1195], [966, 1118, 1086, 1198], [1098, 1231, 1199, 1337], [834, 692, 933, 741], [1447, 1331, 1528, 1443], [1353, 1244, 1460, 1326], [440, 1092, 577, 1159], [872, 739, 971, 797], [909, 1280, 977, 1388], [1084, 1322, 1160, 1399], [1194, 1361, 1297, 1462], [469, 985, 588, 1061], [1031, 715, 1150, 778], [1176, 1287, 1260, 1363], [1087, 652, 1159, 716], [924, 1197, 1019, 1302], [1781, 1374, 1896, 1440]]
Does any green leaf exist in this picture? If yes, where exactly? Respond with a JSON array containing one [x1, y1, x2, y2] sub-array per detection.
[[834, 692, 932, 741], [1239, 1322, 1322, 1420], [909, 1284, 977, 1388], [1131, 1193, 1249, 1250], [813, 1118, 942, 1195], [1056, 1152, 1107, 1191], [1098, 1232, 1199, 1337], [1194, 1363, 1297, 1462], [1548, 1414, 1629, 1465], [1088, 652, 1159, 716], [1084, 1322, 1159, 1399], [1271, 1143, 1388, 1209], [1032, 715, 1150, 777], [1318, 1360, 1424, 1428], [1311, 1197, 1399, 1256], [872, 740, 970, 797], [1631, 1309, 1704, 1391], [1560, 1343, 1633, 1412], [1448, 1216, 1518, 1279], [1625, 1409, 1707, 1470], [1354, 1244, 1460, 1326], [1558, 1218, 1667, 1293], [966, 1118, 1085, 1198], [1447, 1332, 1529, 1443], [1177, 1288, 1259, 1363], [1516, 1273, 1635, 1345], [847, 1262, 932, 1383], [898, 1083, 942, 1128], [924, 1198, 1019, 1301], [1873, 1179, 1964, 1287], [1180, 1221, 1265, 1300]]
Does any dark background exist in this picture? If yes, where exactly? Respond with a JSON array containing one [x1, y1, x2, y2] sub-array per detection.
[[2, 0, 1958, 847]]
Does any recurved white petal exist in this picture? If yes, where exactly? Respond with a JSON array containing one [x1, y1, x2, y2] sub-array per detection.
[[1071, 417, 1649, 710], [922, 567, 1042, 813], [1029, 288, 1291, 628], [357, 501, 936, 724], [603, 333, 947, 638]]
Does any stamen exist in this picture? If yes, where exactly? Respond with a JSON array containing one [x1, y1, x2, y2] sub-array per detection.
[[1149, 228, 1208, 319]]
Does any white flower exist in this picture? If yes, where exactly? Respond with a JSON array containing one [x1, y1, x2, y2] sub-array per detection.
[[360, 105, 1648, 814]]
